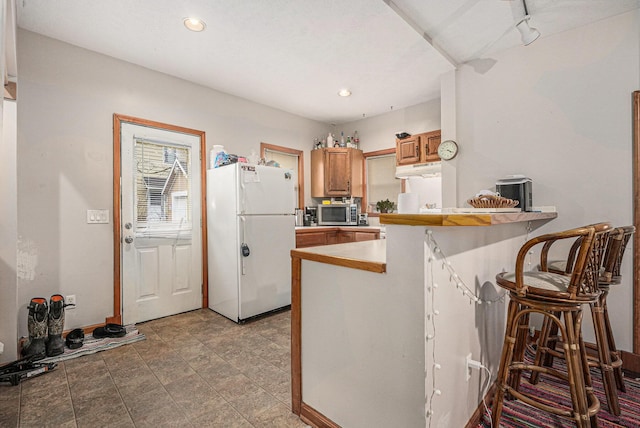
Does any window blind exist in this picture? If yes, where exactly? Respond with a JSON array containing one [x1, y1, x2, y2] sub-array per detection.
[[366, 154, 401, 211], [133, 139, 193, 239]]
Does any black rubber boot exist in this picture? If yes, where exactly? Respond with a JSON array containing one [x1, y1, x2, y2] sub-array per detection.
[[46, 295, 66, 357], [21, 298, 48, 360]]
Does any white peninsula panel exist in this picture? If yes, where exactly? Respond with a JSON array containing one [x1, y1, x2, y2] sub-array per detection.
[[291, 212, 556, 427]]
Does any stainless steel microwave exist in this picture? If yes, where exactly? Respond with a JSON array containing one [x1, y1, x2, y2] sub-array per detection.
[[317, 204, 358, 226]]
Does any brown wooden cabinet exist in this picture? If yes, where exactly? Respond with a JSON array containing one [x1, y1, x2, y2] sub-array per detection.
[[311, 148, 364, 197], [422, 130, 442, 163], [354, 231, 378, 242], [295, 231, 329, 248], [396, 130, 441, 165], [326, 230, 338, 245], [337, 231, 354, 244], [296, 227, 379, 248], [396, 135, 421, 165]]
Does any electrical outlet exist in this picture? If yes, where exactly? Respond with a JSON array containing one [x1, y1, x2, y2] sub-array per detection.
[[66, 295, 76, 308], [466, 353, 482, 382]]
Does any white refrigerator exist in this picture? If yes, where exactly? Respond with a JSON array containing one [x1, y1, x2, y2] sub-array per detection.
[[207, 163, 296, 322]]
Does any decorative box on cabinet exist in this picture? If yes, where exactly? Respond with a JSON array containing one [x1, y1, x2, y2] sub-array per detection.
[[311, 148, 364, 197]]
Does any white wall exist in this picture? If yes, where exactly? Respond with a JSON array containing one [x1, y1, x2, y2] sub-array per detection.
[[340, 100, 442, 213], [15, 29, 327, 338], [343, 99, 441, 152], [0, 0, 18, 363], [405, 176, 442, 209], [454, 11, 639, 350], [0, 102, 18, 363]]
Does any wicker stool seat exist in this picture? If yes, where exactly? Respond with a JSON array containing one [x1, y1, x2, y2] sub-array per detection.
[[492, 222, 611, 428], [530, 225, 634, 416]]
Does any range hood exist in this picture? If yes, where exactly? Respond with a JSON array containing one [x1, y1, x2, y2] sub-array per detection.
[[395, 161, 442, 179]]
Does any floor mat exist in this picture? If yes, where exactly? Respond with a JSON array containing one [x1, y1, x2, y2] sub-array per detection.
[[480, 347, 640, 427], [38, 324, 145, 363]]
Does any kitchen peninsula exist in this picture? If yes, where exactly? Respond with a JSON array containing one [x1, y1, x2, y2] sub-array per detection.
[[290, 211, 556, 428]]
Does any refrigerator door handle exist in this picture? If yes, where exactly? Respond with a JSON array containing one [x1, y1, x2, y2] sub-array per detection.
[[239, 180, 246, 214], [241, 243, 250, 257], [240, 216, 246, 275]]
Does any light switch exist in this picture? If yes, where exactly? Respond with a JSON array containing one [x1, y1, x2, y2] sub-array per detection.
[[87, 209, 110, 224]]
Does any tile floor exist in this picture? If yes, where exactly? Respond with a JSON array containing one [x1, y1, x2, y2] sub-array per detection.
[[0, 308, 308, 427]]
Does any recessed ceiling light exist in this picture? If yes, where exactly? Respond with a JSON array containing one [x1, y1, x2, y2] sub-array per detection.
[[184, 17, 206, 32], [338, 89, 352, 97]]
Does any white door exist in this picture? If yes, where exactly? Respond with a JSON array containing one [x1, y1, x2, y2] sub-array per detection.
[[120, 122, 202, 324]]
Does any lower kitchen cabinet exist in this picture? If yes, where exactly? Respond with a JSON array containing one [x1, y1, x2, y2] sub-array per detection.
[[337, 231, 354, 244], [296, 231, 328, 248], [296, 228, 380, 248]]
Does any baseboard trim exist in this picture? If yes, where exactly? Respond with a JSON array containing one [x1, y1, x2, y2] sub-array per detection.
[[622, 350, 640, 373], [299, 384, 499, 428], [105, 315, 122, 325], [465, 381, 497, 428], [300, 402, 340, 428], [582, 340, 640, 374]]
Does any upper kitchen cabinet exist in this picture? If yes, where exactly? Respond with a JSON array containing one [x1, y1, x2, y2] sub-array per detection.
[[395, 130, 441, 165], [396, 135, 421, 165], [311, 148, 364, 197], [421, 130, 441, 163]]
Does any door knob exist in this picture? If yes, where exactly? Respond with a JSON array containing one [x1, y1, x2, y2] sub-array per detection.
[[124, 236, 134, 244]]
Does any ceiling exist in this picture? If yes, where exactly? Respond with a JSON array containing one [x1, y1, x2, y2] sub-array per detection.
[[15, 0, 640, 124]]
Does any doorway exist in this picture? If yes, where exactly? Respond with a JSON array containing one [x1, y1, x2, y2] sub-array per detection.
[[110, 114, 207, 325], [633, 91, 640, 355]]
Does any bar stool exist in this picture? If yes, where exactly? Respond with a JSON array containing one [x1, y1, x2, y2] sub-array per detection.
[[531, 225, 634, 415], [492, 222, 610, 428], [598, 226, 634, 394]]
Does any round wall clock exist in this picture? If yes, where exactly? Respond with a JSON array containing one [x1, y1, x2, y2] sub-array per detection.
[[437, 140, 459, 160]]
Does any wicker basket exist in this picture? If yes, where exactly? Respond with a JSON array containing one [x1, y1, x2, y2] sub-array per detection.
[[467, 194, 519, 209]]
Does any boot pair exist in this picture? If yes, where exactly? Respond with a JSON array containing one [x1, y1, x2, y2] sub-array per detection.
[[22, 295, 73, 359]]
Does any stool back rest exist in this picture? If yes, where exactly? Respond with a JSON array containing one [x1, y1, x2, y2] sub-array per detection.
[[516, 222, 610, 298], [578, 224, 611, 296], [541, 236, 583, 274], [602, 225, 635, 282]]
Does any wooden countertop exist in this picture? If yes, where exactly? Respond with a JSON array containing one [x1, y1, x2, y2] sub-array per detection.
[[291, 212, 555, 273], [380, 211, 557, 227], [290, 239, 386, 273]]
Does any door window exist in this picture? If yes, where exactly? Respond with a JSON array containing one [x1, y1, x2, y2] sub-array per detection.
[[134, 139, 192, 237]]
